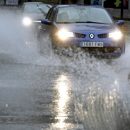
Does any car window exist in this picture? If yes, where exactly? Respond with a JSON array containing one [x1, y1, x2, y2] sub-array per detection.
[[56, 6, 113, 24]]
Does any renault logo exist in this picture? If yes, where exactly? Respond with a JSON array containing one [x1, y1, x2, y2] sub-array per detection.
[[89, 33, 95, 39]]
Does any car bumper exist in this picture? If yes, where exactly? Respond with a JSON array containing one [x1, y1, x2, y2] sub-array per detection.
[[53, 38, 125, 57]]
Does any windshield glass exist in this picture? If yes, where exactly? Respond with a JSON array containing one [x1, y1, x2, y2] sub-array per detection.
[[24, 4, 42, 13], [38, 4, 51, 14], [24, 4, 50, 13], [56, 6, 113, 24]]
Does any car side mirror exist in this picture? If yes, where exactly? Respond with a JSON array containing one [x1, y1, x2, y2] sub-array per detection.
[[116, 20, 125, 26], [41, 19, 52, 25]]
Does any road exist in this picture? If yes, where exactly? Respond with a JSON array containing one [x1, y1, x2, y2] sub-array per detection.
[[0, 7, 130, 130], [0, 63, 81, 130]]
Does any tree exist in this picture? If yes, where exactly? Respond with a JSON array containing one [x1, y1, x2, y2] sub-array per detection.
[[115, 0, 121, 7]]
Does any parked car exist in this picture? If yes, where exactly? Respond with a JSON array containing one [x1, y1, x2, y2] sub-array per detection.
[[38, 5, 125, 58]]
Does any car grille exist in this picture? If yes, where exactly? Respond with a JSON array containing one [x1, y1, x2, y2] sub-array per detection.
[[75, 33, 86, 38], [98, 33, 108, 38], [75, 33, 108, 39]]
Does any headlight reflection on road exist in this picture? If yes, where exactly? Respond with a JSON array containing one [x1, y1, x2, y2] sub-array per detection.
[[53, 73, 72, 129]]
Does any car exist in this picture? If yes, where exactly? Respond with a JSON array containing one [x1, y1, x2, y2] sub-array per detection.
[[22, 2, 52, 27], [38, 5, 125, 58]]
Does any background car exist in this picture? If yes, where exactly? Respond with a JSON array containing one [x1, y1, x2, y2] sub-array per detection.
[[22, 2, 52, 27], [21, 2, 52, 43], [38, 5, 125, 58]]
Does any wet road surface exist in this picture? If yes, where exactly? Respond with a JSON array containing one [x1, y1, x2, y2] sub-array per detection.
[[0, 46, 130, 130], [0, 63, 83, 130]]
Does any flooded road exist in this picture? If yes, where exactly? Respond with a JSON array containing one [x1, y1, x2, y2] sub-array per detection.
[[0, 7, 130, 130], [0, 64, 81, 130]]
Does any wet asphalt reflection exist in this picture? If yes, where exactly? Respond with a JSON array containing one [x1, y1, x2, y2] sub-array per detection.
[[0, 63, 83, 130]]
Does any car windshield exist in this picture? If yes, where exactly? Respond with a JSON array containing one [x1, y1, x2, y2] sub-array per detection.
[[24, 4, 41, 13], [38, 4, 51, 14], [23, 3, 44, 13], [56, 6, 113, 24]]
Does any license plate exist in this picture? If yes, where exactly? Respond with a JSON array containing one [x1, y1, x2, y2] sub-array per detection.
[[80, 42, 104, 47]]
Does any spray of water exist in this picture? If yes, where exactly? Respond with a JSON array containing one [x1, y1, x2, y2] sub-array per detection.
[[69, 47, 130, 130], [0, 7, 62, 66]]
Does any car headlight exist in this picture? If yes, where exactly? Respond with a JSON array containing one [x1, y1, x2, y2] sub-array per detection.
[[22, 17, 32, 26], [56, 28, 74, 41], [109, 30, 123, 41]]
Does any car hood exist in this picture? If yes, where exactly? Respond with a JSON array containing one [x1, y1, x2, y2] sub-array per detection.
[[56, 23, 117, 33]]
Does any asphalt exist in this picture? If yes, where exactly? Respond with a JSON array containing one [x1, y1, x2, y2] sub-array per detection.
[[0, 63, 83, 130]]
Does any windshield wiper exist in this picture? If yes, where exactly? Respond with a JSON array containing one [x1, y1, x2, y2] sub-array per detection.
[[57, 21, 107, 24], [57, 22, 74, 24], [75, 21, 106, 24], [37, 4, 47, 15]]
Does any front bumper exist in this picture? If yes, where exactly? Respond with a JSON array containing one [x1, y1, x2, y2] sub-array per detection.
[[53, 38, 125, 57]]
